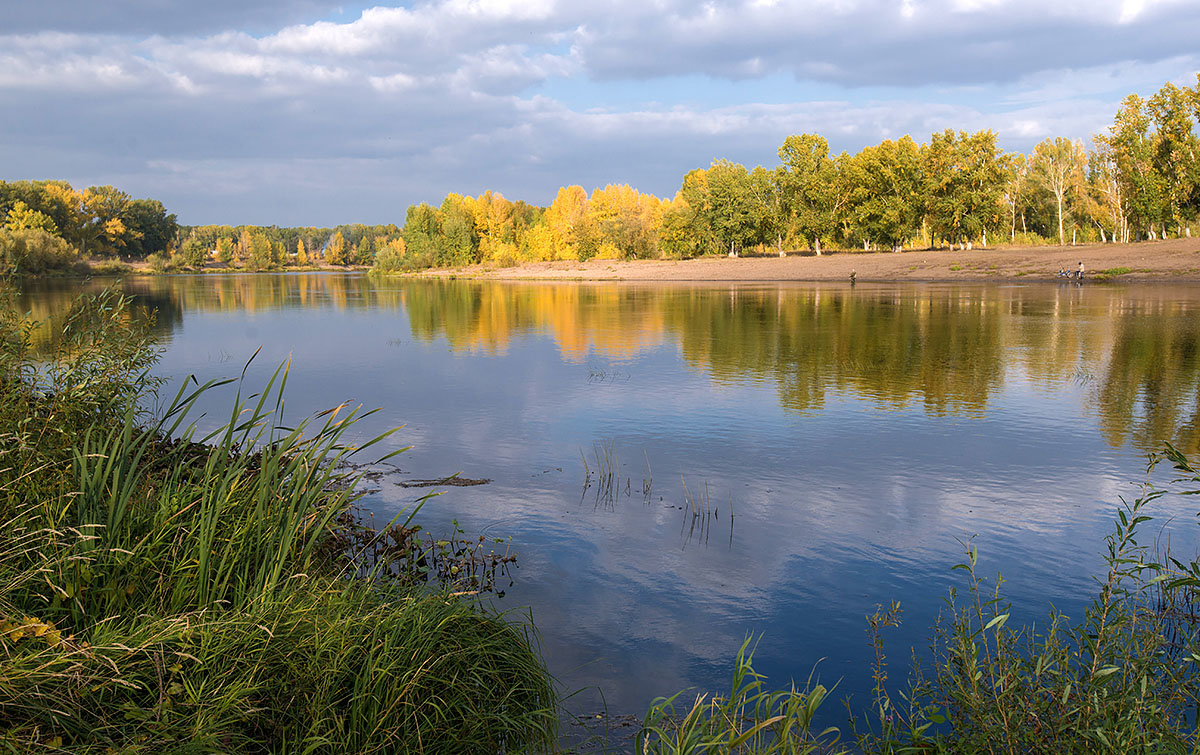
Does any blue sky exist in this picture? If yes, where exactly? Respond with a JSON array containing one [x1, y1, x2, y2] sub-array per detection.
[[1, 0, 1198, 226]]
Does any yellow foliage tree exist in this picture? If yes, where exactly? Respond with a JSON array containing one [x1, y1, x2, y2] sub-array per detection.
[[587, 184, 663, 259], [215, 237, 234, 264], [544, 186, 589, 260], [522, 224, 556, 262], [4, 201, 58, 234], [296, 238, 308, 266], [326, 231, 349, 265], [473, 191, 514, 263]]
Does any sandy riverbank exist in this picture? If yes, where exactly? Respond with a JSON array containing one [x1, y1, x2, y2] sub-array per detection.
[[422, 238, 1200, 282]]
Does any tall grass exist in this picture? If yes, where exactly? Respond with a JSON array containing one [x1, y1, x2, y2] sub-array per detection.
[[639, 637, 839, 754], [0, 287, 555, 752]]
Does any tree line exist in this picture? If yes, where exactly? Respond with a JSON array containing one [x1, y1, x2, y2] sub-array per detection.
[[2, 77, 1197, 274], [378, 77, 1200, 270]]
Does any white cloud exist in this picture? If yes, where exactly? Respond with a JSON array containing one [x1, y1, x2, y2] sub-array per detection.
[[0, 0, 1197, 224]]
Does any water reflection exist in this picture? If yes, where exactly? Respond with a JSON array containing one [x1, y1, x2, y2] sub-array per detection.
[[30, 274, 1193, 454]]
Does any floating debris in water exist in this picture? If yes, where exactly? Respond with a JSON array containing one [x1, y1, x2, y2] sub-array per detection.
[[398, 476, 492, 488]]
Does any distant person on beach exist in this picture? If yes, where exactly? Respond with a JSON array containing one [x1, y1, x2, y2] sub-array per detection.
[[1077, 261, 1084, 280]]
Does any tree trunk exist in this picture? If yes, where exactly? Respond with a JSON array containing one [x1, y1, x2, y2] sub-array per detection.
[[1071, 229, 1076, 246], [814, 237, 821, 256], [777, 234, 784, 257], [1057, 193, 1064, 245]]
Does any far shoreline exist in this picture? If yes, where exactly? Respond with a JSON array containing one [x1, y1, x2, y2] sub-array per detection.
[[82, 237, 1200, 284]]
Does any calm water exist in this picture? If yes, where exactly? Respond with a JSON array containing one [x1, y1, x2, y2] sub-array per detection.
[[19, 274, 1200, 727]]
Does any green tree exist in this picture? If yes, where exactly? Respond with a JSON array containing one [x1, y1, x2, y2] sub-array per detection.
[[175, 234, 209, 268], [922, 130, 1006, 248], [777, 134, 838, 253], [402, 204, 441, 266], [1001, 152, 1032, 241], [247, 231, 273, 271], [1089, 137, 1126, 242], [77, 186, 137, 257], [439, 195, 477, 265], [703, 161, 760, 257], [843, 136, 922, 251], [122, 199, 178, 259], [1030, 137, 1088, 245], [1104, 95, 1164, 240], [1148, 81, 1199, 236], [747, 166, 787, 255]]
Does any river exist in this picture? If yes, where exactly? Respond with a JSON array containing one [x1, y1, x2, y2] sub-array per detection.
[[19, 273, 1200, 736]]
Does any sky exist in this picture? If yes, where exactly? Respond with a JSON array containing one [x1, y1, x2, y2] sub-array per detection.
[[2, 0, 1198, 226]]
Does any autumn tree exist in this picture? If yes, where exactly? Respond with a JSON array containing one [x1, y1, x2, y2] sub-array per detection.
[[373, 237, 408, 272], [586, 184, 662, 259], [296, 238, 308, 266], [3, 201, 58, 234], [544, 186, 589, 260], [325, 230, 349, 266], [521, 223, 556, 262], [215, 237, 234, 265]]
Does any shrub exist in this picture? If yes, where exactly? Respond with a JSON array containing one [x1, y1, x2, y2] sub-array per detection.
[[0, 228, 80, 277]]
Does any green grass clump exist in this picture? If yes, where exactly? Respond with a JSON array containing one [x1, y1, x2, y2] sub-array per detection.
[[1093, 266, 1135, 280], [639, 638, 838, 754], [0, 287, 555, 752]]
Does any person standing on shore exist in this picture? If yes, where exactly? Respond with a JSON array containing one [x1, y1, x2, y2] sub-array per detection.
[[1077, 261, 1085, 280]]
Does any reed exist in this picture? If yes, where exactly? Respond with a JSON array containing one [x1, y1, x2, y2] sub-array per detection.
[[0, 288, 556, 752]]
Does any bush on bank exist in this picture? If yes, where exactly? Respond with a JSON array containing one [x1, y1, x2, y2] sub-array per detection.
[[0, 229, 84, 278], [0, 287, 555, 753]]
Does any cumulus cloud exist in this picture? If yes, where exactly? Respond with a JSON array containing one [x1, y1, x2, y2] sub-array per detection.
[[0, 0, 1197, 224]]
